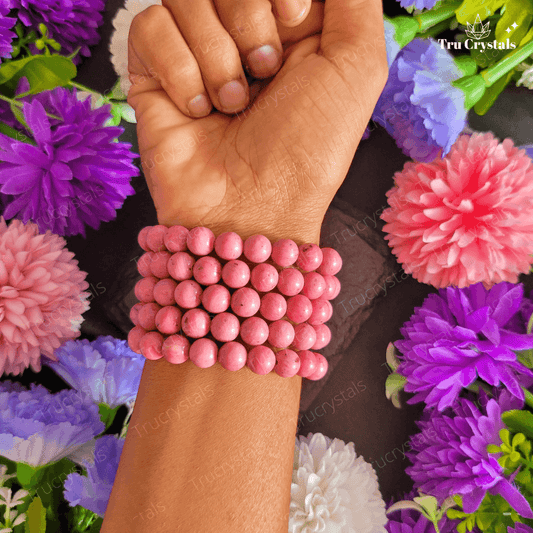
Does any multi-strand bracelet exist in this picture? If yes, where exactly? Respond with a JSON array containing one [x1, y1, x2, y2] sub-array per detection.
[[127, 225, 341, 380]]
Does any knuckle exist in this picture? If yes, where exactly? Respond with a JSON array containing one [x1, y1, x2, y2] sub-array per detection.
[[130, 5, 165, 37], [159, 57, 198, 88]]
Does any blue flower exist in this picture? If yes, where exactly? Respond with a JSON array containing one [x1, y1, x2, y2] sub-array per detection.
[[373, 38, 466, 163], [45, 336, 145, 409], [383, 17, 401, 67], [396, 0, 440, 9], [64, 435, 124, 517], [0, 382, 104, 466]]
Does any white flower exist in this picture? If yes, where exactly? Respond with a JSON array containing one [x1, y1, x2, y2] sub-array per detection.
[[517, 63, 533, 90], [109, 0, 162, 96], [290, 433, 387, 533], [0, 467, 15, 488]]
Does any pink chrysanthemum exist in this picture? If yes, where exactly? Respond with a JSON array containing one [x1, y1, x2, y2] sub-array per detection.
[[0, 218, 90, 376], [381, 132, 533, 288]]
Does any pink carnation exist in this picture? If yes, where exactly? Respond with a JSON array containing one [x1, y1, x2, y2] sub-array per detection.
[[381, 132, 533, 288], [0, 218, 90, 375]]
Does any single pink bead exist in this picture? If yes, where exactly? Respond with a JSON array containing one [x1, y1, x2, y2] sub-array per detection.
[[292, 323, 317, 350], [128, 326, 146, 354], [164, 225, 189, 252], [277, 268, 304, 296], [214, 232, 243, 260], [268, 320, 295, 348], [189, 338, 218, 368], [150, 251, 171, 278], [322, 275, 341, 300], [193, 256, 222, 285], [210, 312, 240, 342], [312, 324, 332, 350], [317, 247, 343, 276], [240, 317, 269, 346], [181, 308, 210, 338], [168, 252, 194, 281], [134, 276, 158, 303], [218, 342, 247, 371], [302, 272, 326, 300], [153, 278, 178, 306], [146, 225, 168, 252], [137, 252, 154, 277], [296, 243, 323, 272], [155, 306, 182, 335], [247, 345, 276, 375], [187, 226, 215, 256], [250, 263, 279, 292], [271, 239, 298, 267], [260, 293, 287, 321], [174, 280, 202, 308], [307, 353, 328, 380], [243, 234, 272, 263], [308, 299, 333, 325], [138, 227, 151, 251], [129, 302, 143, 325], [137, 302, 161, 330], [286, 294, 313, 324], [162, 334, 190, 364], [139, 331, 164, 360], [221, 260, 250, 288], [297, 350, 318, 378], [231, 288, 260, 317], [201, 284, 230, 313], [274, 349, 300, 377]]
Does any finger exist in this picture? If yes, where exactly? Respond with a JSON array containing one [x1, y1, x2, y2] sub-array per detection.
[[128, 5, 212, 118], [214, 0, 282, 79], [271, 0, 313, 27], [277, 1, 323, 45], [163, 0, 250, 114]]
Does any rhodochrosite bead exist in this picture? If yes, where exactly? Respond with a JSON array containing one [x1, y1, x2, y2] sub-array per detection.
[[268, 320, 295, 348], [297, 350, 318, 378], [222, 260, 250, 288], [174, 280, 202, 308], [260, 293, 287, 321], [189, 338, 218, 368], [181, 308, 210, 338], [137, 252, 153, 277], [292, 323, 317, 350], [218, 342, 247, 371], [250, 263, 279, 292], [296, 243, 323, 272], [247, 345, 276, 375], [138, 227, 150, 251], [231, 287, 260, 317], [168, 252, 194, 281], [215, 232, 243, 260], [271, 239, 298, 267], [312, 324, 331, 350], [150, 251, 171, 278], [187, 226, 215, 256], [286, 295, 313, 323], [211, 312, 240, 342], [201, 284, 230, 313], [137, 302, 161, 330], [244, 234, 272, 263], [164, 225, 189, 252], [140, 331, 164, 360], [153, 278, 178, 306], [277, 268, 304, 296], [302, 272, 326, 299], [162, 334, 190, 364], [129, 302, 143, 325], [317, 247, 342, 276], [135, 276, 158, 302], [240, 317, 269, 345], [155, 306, 181, 335], [307, 353, 328, 380], [323, 275, 341, 300], [275, 349, 300, 377], [128, 326, 146, 353], [193, 256, 222, 285], [308, 299, 333, 325], [146, 225, 167, 252]]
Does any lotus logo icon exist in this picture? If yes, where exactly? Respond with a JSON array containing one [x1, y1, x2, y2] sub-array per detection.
[[466, 14, 491, 40]]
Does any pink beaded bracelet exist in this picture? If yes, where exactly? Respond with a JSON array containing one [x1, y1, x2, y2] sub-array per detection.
[[129, 226, 342, 380]]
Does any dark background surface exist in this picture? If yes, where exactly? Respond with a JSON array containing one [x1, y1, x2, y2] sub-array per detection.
[[15, 0, 533, 502]]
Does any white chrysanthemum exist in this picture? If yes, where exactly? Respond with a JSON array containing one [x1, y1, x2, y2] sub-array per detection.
[[109, 0, 162, 95], [290, 433, 387, 533], [517, 63, 533, 90]]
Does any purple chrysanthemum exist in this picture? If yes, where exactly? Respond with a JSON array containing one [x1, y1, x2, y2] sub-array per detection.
[[372, 38, 466, 163], [406, 390, 532, 519], [396, 0, 440, 9], [508, 524, 533, 533], [14, 0, 105, 63], [0, 87, 139, 237], [64, 435, 124, 517], [0, 0, 16, 62], [396, 282, 533, 411]]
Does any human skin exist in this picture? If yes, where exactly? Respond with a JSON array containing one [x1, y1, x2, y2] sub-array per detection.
[[101, 0, 387, 531]]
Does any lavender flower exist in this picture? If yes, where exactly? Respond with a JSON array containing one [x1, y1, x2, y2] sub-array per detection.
[[396, 0, 440, 9], [64, 435, 124, 517], [383, 17, 401, 67], [46, 336, 145, 409], [372, 38, 466, 163], [406, 390, 532, 519], [0, 383, 104, 466], [522, 144, 533, 160], [0, 87, 139, 237], [0, 0, 16, 63], [396, 282, 533, 410]]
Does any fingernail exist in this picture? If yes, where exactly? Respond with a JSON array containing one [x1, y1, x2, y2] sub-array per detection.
[[276, 0, 307, 26], [187, 94, 211, 117], [218, 80, 247, 113], [246, 45, 281, 79]]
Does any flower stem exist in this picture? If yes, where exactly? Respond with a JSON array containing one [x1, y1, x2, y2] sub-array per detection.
[[69, 81, 100, 95], [415, 2, 461, 33], [522, 386, 533, 410], [482, 38, 533, 87], [0, 93, 62, 121], [432, 519, 441, 533]]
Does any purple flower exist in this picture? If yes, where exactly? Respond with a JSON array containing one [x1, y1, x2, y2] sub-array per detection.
[[396, 282, 533, 410], [406, 390, 533, 519], [0, 87, 139, 237], [0, 0, 16, 62], [14, 0, 105, 63], [508, 525, 533, 533], [0, 382, 104, 466], [372, 38, 466, 163], [64, 435, 124, 517], [383, 18, 401, 67], [396, 0, 440, 9], [522, 145, 533, 160], [46, 336, 145, 408]]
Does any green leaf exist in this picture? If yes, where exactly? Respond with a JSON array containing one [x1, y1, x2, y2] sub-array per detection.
[[500, 428, 511, 446], [413, 494, 439, 520], [495, 0, 533, 46], [517, 348, 533, 369], [9, 102, 29, 130], [487, 444, 501, 454], [475, 511, 496, 529], [513, 433, 526, 446], [473, 70, 514, 115], [25, 496, 46, 533], [386, 342, 401, 372], [16, 463, 44, 490], [0, 122, 27, 143], [387, 500, 426, 515], [88, 517, 104, 532], [98, 403, 121, 429], [117, 102, 136, 124], [386, 373, 407, 401], [455, 0, 505, 25], [503, 410, 533, 440], [109, 78, 127, 101]]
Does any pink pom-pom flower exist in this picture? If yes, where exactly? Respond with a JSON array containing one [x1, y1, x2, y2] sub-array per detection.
[[381, 132, 533, 288], [0, 218, 90, 375]]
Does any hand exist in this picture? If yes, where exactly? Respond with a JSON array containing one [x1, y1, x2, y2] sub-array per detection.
[[128, 0, 388, 244]]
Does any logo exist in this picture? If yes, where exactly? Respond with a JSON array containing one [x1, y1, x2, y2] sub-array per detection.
[[465, 14, 491, 40]]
